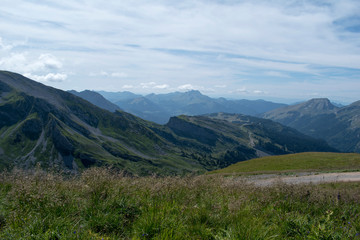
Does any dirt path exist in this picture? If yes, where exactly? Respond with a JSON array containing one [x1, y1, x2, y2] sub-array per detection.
[[244, 172, 360, 186]]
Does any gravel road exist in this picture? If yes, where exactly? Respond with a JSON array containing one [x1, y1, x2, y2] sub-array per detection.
[[244, 172, 360, 186]]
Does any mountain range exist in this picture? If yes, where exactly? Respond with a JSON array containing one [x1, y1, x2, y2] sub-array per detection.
[[262, 98, 360, 152], [84, 90, 287, 124], [0, 71, 335, 174], [73, 90, 360, 153]]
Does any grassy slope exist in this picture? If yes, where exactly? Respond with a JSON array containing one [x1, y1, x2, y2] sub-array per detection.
[[1, 168, 360, 239], [0, 74, 207, 175], [211, 152, 360, 174]]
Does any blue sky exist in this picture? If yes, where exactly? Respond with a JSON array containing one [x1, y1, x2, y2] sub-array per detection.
[[0, 0, 360, 103]]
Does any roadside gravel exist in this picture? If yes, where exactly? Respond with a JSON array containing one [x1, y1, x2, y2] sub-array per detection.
[[244, 172, 360, 186]]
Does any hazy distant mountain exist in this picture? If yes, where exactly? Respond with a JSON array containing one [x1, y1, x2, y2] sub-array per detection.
[[146, 90, 287, 116], [146, 90, 225, 116], [263, 98, 360, 152], [68, 90, 121, 112], [0, 71, 335, 174], [99, 90, 287, 124], [114, 97, 170, 124], [97, 91, 142, 102]]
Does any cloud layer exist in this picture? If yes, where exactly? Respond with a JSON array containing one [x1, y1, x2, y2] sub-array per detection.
[[0, 0, 359, 102]]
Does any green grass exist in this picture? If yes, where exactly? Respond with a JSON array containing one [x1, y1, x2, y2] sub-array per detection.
[[211, 152, 360, 175], [1, 168, 360, 239]]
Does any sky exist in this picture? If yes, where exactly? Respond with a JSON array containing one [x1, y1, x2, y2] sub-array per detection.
[[0, 0, 360, 104]]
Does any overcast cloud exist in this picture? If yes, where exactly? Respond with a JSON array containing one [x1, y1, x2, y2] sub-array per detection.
[[0, 0, 359, 103]]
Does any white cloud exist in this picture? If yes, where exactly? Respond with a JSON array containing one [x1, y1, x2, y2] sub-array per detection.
[[253, 90, 266, 94], [24, 73, 67, 82], [0, 37, 26, 51], [154, 84, 169, 89], [0, 51, 64, 74], [178, 84, 196, 91], [0, 53, 28, 71], [27, 54, 63, 72], [140, 82, 156, 88], [0, 37, 13, 51], [232, 88, 249, 94]]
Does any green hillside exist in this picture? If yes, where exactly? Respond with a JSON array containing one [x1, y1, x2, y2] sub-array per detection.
[[211, 152, 360, 174], [0, 71, 339, 175]]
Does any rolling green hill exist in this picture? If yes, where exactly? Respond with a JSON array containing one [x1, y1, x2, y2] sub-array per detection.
[[0, 71, 338, 175], [211, 152, 360, 174]]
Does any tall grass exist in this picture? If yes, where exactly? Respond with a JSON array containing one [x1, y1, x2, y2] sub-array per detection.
[[0, 168, 360, 239]]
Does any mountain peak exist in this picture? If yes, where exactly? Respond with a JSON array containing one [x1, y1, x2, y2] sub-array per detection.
[[302, 98, 337, 112], [69, 90, 121, 112], [308, 98, 330, 102], [185, 90, 202, 96]]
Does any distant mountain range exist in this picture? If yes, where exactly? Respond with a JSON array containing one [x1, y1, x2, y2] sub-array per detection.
[[0, 71, 335, 174], [83, 90, 287, 124], [262, 98, 360, 152]]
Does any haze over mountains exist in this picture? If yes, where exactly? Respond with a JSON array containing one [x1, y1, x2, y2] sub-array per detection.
[[72, 90, 287, 124], [0, 71, 337, 174]]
